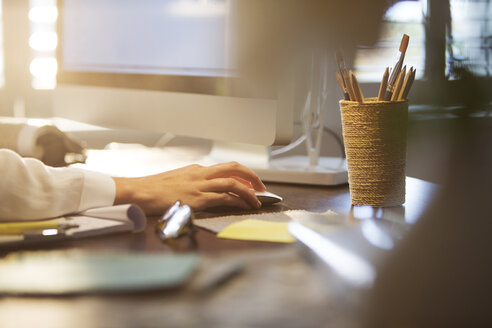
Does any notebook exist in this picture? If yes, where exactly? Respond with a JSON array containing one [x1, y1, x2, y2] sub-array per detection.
[[0, 204, 146, 247]]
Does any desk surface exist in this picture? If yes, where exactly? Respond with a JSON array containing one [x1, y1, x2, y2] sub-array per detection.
[[0, 177, 438, 328]]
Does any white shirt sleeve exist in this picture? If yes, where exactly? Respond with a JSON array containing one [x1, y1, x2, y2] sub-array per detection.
[[0, 149, 115, 221]]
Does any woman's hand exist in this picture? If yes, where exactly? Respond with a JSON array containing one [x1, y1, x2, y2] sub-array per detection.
[[112, 162, 266, 215]]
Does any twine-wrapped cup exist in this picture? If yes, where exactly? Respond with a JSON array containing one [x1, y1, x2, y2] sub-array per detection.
[[340, 97, 408, 207]]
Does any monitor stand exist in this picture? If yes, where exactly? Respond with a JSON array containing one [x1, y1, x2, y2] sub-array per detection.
[[208, 141, 348, 186], [254, 155, 348, 186], [207, 55, 349, 187]]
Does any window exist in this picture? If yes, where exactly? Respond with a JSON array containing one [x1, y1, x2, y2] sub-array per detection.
[[448, 0, 492, 78], [29, 0, 57, 89], [0, 0, 5, 88], [354, 0, 425, 82]]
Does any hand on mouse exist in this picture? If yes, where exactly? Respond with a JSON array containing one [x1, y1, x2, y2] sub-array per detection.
[[112, 161, 266, 215]]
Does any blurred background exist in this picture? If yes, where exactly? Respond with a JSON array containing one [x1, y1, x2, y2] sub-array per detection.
[[0, 0, 491, 183]]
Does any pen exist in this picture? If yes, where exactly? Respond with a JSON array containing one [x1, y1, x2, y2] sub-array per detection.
[[194, 261, 245, 295], [22, 225, 78, 241], [384, 34, 409, 101]]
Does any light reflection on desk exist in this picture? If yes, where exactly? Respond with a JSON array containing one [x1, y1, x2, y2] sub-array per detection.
[[347, 177, 439, 225], [360, 219, 395, 250], [291, 177, 440, 292]]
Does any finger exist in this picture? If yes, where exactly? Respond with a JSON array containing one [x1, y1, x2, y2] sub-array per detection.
[[233, 176, 253, 189], [198, 192, 252, 210], [201, 178, 261, 209], [205, 162, 266, 191]]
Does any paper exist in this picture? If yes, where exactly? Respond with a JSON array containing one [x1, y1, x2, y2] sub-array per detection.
[[74, 204, 147, 234], [0, 204, 147, 247], [217, 219, 296, 243]]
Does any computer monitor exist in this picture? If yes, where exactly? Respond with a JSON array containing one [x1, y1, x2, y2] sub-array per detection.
[[54, 0, 384, 185], [54, 0, 294, 149]]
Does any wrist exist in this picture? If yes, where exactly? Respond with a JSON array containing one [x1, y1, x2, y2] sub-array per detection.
[[113, 177, 136, 205]]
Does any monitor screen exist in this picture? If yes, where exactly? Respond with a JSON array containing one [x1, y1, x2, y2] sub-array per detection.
[[62, 0, 230, 78], [58, 0, 235, 94]]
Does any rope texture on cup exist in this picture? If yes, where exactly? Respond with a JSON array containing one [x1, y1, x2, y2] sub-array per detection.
[[340, 98, 408, 206]]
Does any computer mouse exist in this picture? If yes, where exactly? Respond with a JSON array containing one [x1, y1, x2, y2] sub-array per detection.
[[255, 191, 283, 206]]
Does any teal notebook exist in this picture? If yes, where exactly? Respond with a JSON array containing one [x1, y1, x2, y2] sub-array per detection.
[[0, 251, 199, 295]]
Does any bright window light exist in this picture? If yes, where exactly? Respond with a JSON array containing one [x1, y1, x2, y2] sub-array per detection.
[[449, 0, 492, 77], [30, 57, 57, 79], [29, 0, 57, 90], [354, 0, 425, 82], [32, 77, 56, 90], [29, 31, 58, 51], [167, 0, 228, 17], [0, 0, 4, 88], [28, 5, 57, 23], [385, 1, 424, 23]]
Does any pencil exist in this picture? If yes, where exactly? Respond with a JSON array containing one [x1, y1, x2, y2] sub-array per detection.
[[392, 66, 406, 101], [0, 219, 60, 235], [350, 71, 364, 103], [400, 67, 416, 100], [378, 67, 389, 100], [398, 67, 412, 100], [335, 50, 350, 100], [384, 34, 409, 101], [336, 72, 349, 100], [343, 70, 355, 101]]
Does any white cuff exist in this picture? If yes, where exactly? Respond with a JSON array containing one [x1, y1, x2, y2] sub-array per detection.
[[78, 170, 116, 212], [17, 124, 43, 158]]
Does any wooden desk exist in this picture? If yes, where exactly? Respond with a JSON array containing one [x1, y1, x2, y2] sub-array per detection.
[[0, 177, 438, 328]]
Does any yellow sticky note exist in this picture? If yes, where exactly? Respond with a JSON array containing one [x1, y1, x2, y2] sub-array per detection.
[[217, 219, 296, 243]]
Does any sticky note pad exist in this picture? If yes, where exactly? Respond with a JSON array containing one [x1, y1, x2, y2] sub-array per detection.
[[217, 219, 296, 243]]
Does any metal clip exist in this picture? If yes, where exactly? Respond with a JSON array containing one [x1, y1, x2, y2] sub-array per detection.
[[155, 201, 195, 241]]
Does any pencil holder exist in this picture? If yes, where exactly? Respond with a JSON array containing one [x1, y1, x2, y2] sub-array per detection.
[[339, 98, 408, 207]]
